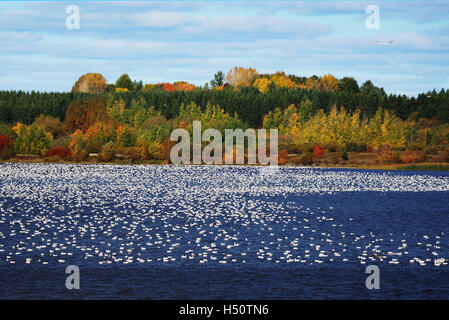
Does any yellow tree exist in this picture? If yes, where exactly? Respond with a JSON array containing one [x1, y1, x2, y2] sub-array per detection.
[[320, 74, 338, 91], [303, 78, 320, 90], [271, 74, 297, 89], [254, 78, 272, 93]]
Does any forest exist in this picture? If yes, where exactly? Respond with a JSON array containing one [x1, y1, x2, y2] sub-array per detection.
[[1, 67, 449, 168]]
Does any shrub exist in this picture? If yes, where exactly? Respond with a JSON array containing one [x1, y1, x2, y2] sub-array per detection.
[[322, 141, 341, 152], [378, 144, 392, 154], [0, 123, 16, 139], [0, 134, 12, 150], [50, 135, 72, 149], [0, 134, 13, 159], [345, 142, 367, 152], [69, 124, 115, 154], [392, 151, 402, 163], [12, 123, 53, 156], [443, 150, 449, 162], [328, 153, 340, 164], [341, 150, 348, 161], [47, 147, 72, 160], [98, 142, 115, 162], [278, 149, 290, 165], [297, 143, 315, 154], [298, 152, 314, 165], [424, 145, 438, 154], [407, 142, 424, 151], [400, 151, 424, 163], [72, 146, 88, 162], [33, 115, 66, 138], [366, 145, 374, 153], [313, 145, 324, 158], [116, 125, 137, 147]]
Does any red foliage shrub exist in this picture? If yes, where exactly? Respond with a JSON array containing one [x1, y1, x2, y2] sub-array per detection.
[[47, 147, 72, 159], [0, 134, 13, 159], [0, 134, 12, 151], [313, 145, 324, 158], [366, 145, 374, 153]]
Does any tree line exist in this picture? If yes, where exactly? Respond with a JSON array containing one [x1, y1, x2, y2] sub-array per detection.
[[1, 84, 448, 128]]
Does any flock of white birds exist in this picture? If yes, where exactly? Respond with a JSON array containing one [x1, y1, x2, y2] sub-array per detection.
[[0, 163, 448, 268]]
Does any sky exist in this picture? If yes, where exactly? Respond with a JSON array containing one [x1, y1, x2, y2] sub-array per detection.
[[0, 0, 448, 96]]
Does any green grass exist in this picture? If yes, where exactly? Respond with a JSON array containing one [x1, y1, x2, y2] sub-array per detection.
[[397, 164, 449, 171]]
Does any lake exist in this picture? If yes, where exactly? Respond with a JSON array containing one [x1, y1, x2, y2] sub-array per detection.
[[0, 163, 448, 299]]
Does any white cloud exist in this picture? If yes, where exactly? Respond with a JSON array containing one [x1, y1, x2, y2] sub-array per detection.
[[133, 10, 194, 28]]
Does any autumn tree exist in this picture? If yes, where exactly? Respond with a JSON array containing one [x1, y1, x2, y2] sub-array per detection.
[[65, 96, 109, 133], [33, 114, 66, 138], [320, 74, 338, 91], [72, 73, 107, 94], [12, 122, 53, 156], [271, 74, 297, 89], [226, 67, 258, 88], [303, 77, 320, 90], [174, 81, 195, 92], [254, 77, 272, 93]]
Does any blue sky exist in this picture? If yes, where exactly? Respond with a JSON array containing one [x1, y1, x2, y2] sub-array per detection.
[[0, 1, 448, 96]]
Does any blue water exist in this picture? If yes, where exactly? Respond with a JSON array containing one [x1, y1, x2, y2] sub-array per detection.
[[0, 163, 449, 299]]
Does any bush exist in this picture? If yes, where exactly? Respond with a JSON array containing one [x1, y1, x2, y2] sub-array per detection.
[[50, 135, 72, 149], [378, 144, 392, 154], [0, 134, 13, 159], [33, 115, 66, 138], [278, 149, 290, 165], [297, 143, 315, 154], [116, 125, 137, 147], [341, 150, 348, 161], [72, 146, 88, 162], [400, 151, 425, 163], [0, 134, 12, 150], [12, 123, 53, 156], [47, 147, 72, 160], [313, 145, 324, 158], [322, 141, 341, 152], [345, 142, 367, 152], [328, 153, 340, 164], [98, 142, 115, 162], [443, 150, 449, 162], [424, 145, 438, 154], [0, 123, 16, 139], [392, 151, 402, 163], [407, 142, 424, 151], [298, 152, 314, 165]]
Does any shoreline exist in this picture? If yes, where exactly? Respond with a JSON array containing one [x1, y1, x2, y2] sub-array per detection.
[[1, 158, 449, 172]]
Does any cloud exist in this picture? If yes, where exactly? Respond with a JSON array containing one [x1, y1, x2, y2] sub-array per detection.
[[133, 10, 194, 28], [0, 1, 448, 95]]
